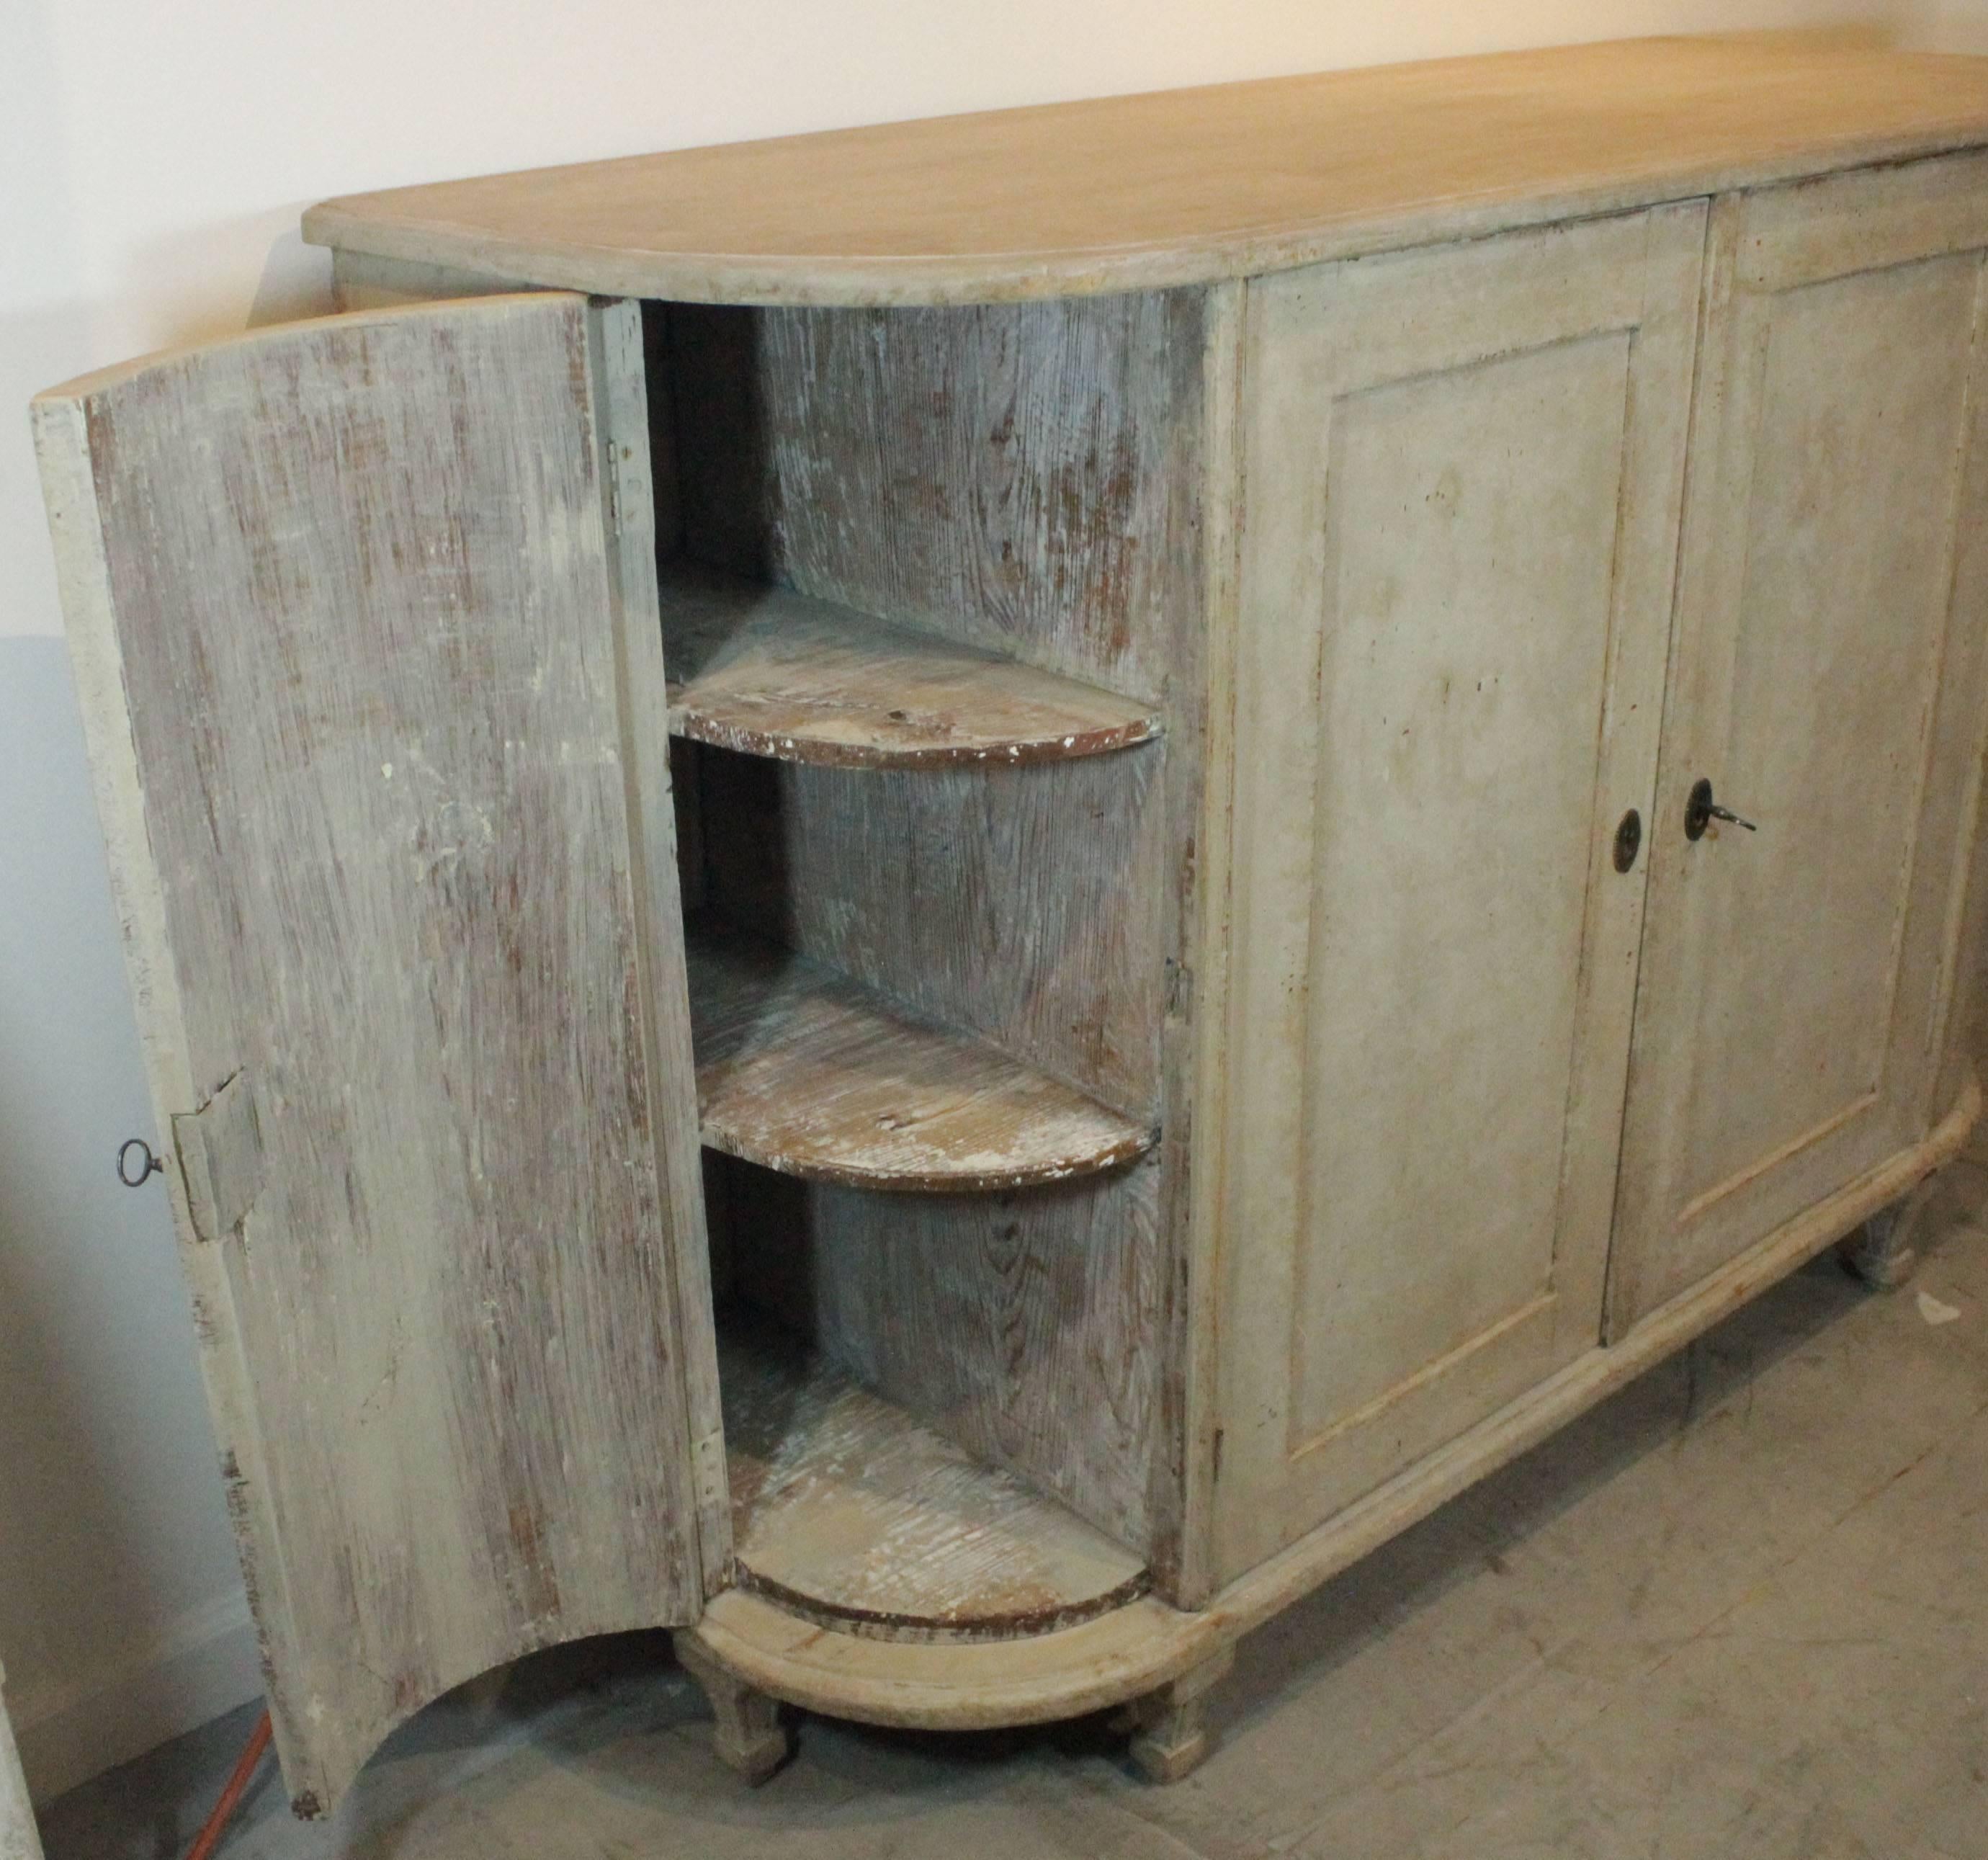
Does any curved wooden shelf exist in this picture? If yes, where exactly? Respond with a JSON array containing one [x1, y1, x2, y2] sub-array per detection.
[[720, 1325, 1148, 1642], [686, 934, 1155, 1191], [690, 1586, 1217, 1730], [660, 565, 1158, 768]]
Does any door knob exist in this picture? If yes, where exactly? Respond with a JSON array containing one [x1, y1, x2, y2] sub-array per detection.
[[1684, 777, 1756, 841]]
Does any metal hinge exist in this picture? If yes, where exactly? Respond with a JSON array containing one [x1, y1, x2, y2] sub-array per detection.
[[171, 1068, 264, 1243]]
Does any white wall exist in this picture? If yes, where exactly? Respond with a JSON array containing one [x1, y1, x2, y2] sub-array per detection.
[[0, 0, 1961, 1805], [1912, 0, 1988, 47]]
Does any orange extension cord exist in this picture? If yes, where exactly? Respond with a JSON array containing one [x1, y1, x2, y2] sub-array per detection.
[[182, 1708, 272, 1860]]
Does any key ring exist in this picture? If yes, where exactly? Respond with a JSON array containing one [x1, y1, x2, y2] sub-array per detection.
[[117, 1137, 164, 1187]]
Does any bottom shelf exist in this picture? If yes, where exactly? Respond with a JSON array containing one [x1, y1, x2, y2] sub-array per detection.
[[690, 1585, 1216, 1732], [720, 1322, 1149, 1642]]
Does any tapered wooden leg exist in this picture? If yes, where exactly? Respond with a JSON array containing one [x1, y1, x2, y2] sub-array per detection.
[[1838, 1176, 1938, 1290], [673, 1632, 792, 1785], [1122, 1645, 1234, 1784]]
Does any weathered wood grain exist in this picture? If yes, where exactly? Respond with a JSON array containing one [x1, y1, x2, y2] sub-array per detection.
[[1159, 276, 1244, 1604], [590, 301, 733, 1587], [51, 27, 1988, 1789], [658, 286, 1188, 1573], [303, 37, 1988, 306], [660, 563, 1160, 767], [32, 295, 709, 1811], [666, 287, 1195, 1574], [687, 934, 1152, 1191], [696, 743, 1165, 1117], [668, 292, 1205, 699], [719, 1320, 1147, 1640], [715, 1155, 1162, 1554]]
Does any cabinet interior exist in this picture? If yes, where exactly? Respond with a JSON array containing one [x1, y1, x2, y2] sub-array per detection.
[[645, 297, 1193, 1632]]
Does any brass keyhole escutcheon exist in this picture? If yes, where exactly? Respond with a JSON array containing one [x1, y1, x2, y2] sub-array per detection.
[[1613, 808, 1642, 873]]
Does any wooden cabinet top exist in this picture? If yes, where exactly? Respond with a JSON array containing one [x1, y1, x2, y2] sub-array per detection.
[[302, 35, 1988, 307]]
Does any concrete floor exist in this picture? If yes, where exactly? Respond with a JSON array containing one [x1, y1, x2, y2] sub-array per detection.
[[35, 1166, 1988, 1860]]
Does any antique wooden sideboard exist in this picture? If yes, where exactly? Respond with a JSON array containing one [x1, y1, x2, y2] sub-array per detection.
[[35, 32, 1988, 1815]]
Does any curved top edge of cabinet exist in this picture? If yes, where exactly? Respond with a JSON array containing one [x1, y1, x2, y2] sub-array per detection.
[[299, 36, 1988, 308]]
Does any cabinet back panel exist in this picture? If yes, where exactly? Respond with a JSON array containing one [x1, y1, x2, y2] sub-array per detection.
[[666, 295, 1204, 699], [715, 1155, 1160, 1555], [694, 745, 1164, 1117]]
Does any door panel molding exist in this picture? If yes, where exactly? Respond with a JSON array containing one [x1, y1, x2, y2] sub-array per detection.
[[1671, 1088, 1877, 1229], [1214, 205, 1705, 1582]]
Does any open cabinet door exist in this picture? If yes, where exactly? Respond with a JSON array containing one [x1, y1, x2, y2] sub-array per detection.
[[32, 294, 723, 1814]]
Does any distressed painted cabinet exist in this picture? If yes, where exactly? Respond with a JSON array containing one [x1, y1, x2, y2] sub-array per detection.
[[34, 33, 1988, 1815]]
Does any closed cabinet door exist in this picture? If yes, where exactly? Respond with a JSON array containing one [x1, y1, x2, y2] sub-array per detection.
[[1214, 205, 1706, 1579], [34, 294, 721, 1812], [1608, 154, 1988, 1333]]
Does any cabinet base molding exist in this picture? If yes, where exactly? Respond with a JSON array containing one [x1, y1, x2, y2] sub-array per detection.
[[685, 1591, 1226, 1734], [684, 1080, 1979, 1766]]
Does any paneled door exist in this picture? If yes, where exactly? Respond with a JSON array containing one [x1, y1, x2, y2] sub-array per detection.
[[34, 294, 720, 1812], [1608, 154, 1988, 1332], [1214, 206, 1706, 1580]]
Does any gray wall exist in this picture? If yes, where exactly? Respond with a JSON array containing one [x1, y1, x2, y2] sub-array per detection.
[[0, 640, 258, 1799]]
